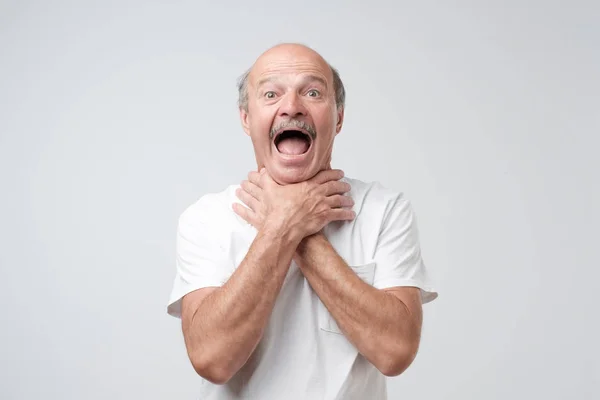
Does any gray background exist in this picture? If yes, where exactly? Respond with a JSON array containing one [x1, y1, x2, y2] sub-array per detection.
[[1, 0, 598, 399]]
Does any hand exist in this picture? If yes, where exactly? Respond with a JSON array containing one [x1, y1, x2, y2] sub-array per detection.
[[232, 168, 355, 242]]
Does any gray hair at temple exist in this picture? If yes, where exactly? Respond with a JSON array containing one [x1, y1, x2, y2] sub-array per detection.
[[236, 65, 346, 112]]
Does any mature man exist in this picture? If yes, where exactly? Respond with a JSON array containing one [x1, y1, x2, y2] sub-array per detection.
[[167, 43, 438, 399]]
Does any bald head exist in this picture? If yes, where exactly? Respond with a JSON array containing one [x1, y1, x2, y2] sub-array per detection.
[[237, 43, 345, 112], [253, 43, 329, 72]]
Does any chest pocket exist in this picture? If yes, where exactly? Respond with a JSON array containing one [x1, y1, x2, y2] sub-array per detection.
[[318, 262, 377, 335]]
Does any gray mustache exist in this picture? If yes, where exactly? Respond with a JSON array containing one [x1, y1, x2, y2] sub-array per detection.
[[270, 120, 317, 140]]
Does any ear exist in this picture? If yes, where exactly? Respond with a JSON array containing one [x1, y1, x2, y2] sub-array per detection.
[[240, 107, 251, 136], [335, 106, 344, 135]]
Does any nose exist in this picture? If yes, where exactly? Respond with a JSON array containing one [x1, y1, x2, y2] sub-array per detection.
[[278, 92, 307, 118]]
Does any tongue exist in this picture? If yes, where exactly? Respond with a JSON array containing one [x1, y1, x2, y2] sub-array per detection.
[[277, 137, 309, 155]]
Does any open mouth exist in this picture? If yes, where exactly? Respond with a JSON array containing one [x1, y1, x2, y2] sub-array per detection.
[[274, 130, 313, 155]]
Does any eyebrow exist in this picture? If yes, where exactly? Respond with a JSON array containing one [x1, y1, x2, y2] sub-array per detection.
[[256, 74, 328, 89]]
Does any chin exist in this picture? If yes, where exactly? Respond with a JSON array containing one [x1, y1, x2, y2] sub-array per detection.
[[267, 166, 316, 185]]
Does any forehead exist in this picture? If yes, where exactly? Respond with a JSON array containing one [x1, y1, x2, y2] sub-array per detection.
[[249, 47, 332, 87]]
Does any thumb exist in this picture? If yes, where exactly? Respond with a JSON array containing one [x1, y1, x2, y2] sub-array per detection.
[[260, 167, 282, 188], [259, 167, 272, 186]]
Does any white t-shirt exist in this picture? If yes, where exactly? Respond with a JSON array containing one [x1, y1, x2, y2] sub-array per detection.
[[167, 176, 438, 400]]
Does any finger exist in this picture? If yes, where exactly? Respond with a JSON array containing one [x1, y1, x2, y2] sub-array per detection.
[[232, 202, 260, 227], [327, 194, 355, 209], [327, 208, 356, 222], [241, 179, 262, 201], [311, 169, 345, 184], [236, 187, 260, 212], [321, 180, 352, 196]]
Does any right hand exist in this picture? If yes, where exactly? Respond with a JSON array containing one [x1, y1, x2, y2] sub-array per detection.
[[233, 168, 356, 242]]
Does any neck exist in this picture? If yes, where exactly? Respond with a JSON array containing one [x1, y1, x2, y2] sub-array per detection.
[[255, 160, 333, 173]]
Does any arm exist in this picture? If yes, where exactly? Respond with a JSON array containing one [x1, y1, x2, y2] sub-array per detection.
[[180, 168, 353, 384], [181, 223, 299, 384], [294, 232, 423, 377], [232, 169, 436, 376]]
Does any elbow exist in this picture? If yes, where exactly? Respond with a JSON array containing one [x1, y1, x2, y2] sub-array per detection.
[[379, 358, 413, 378], [376, 344, 419, 377], [190, 353, 236, 385]]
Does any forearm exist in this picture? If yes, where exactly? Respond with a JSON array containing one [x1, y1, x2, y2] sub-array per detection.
[[295, 233, 421, 376], [184, 223, 299, 383]]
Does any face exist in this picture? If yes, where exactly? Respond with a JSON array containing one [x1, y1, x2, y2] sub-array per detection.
[[240, 45, 344, 185]]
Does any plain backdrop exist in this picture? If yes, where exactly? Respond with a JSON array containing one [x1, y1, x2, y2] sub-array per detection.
[[1, 1, 598, 399]]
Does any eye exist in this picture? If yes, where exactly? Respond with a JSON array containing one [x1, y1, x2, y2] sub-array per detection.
[[264, 91, 276, 99], [307, 89, 320, 97]]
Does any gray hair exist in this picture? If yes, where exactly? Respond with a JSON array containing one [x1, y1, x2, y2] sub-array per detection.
[[236, 64, 346, 112]]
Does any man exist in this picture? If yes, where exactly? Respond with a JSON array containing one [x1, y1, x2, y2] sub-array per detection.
[[167, 43, 438, 399]]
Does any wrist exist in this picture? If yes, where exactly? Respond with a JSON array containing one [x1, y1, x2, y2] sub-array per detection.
[[261, 220, 302, 248], [296, 231, 326, 259]]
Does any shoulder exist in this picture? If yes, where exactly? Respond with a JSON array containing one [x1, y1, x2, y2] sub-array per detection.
[[178, 184, 241, 231], [343, 176, 409, 214]]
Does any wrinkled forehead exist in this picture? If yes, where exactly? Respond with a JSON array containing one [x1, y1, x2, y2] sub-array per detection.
[[249, 48, 333, 88]]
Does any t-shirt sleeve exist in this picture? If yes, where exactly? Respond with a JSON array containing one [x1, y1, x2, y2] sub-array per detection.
[[372, 194, 438, 304], [166, 202, 235, 319]]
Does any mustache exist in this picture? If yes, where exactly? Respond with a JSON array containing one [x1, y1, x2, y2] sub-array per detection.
[[269, 119, 317, 140]]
